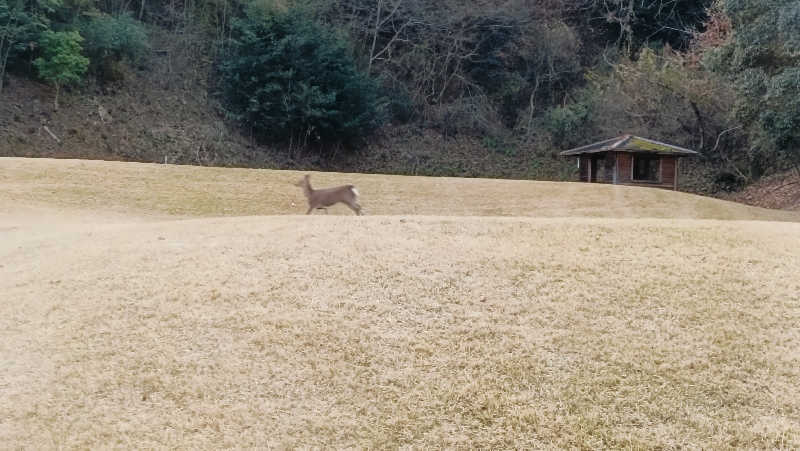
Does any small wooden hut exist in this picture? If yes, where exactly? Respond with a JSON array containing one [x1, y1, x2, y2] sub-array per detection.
[[560, 135, 698, 190]]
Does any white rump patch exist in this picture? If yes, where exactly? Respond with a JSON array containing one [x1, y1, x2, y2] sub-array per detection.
[[351, 187, 359, 197]]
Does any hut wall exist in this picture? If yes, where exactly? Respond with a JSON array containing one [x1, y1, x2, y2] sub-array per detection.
[[616, 152, 632, 183], [614, 152, 678, 189], [577, 152, 680, 189], [661, 156, 676, 186]]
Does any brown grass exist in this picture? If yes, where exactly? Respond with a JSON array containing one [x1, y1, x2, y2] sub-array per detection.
[[2, 157, 799, 221], [1, 157, 799, 448]]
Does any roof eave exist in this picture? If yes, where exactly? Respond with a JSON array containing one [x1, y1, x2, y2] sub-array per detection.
[[559, 135, 698, 157], [560, 149, 698, 156], [615, 147, 698, 156], [558, 135, 629, 156]]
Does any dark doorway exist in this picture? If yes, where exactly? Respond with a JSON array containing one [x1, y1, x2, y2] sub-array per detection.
[[632, 155, 660, 182], [590, 155, 605, 183]]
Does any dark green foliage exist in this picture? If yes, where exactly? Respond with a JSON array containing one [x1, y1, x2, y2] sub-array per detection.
[[77, 13, 148, 62], [0, 0, 51, 85], [2, 0, 149, 85], [34, 29, 88, 83], [541, 102, 590, 149], [380, 75, 414, 123], [33, 29, 89, 108], [76, 12, 149, 81], [706, 0, 800, 168], [217, 8, 385, 147]]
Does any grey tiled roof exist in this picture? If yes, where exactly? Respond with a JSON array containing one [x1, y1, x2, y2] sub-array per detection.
[[560, 135, 698, 156]]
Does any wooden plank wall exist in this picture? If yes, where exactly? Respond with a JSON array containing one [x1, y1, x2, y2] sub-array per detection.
[[661, 156, 676, 186], [616, 153, 632, 183], [614, 153, 678, 190]]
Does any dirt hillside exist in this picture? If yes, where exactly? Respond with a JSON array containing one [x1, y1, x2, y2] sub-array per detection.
[[0, 70, 568, 181], [725, 171, 800, 212]]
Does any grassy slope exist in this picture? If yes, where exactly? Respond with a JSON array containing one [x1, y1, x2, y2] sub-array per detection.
[[1, 157, 800, 449], [2, 157, 797, 221]]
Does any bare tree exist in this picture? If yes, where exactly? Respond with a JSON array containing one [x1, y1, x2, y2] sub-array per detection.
[[367, 0, 419, 74]]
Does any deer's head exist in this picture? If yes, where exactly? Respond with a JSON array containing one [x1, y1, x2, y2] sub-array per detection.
[[293, 174, 310, 188]]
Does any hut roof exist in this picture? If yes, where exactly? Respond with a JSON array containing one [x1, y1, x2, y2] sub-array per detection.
[[559, 135, 699, 156]]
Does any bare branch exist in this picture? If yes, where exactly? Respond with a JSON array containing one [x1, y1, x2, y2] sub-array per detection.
[[711, 125, 743, 154]]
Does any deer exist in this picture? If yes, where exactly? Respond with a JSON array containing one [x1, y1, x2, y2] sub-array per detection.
[[294, 174, 363, 215]]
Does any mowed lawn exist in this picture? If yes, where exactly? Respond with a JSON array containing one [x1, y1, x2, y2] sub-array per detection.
[[1, 157, 799, 448]]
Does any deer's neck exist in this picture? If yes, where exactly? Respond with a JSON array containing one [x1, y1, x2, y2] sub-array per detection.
[[302, 181, 314, 199]]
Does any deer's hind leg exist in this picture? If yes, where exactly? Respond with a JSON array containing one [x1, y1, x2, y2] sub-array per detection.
[[344, 200, 362, 215]]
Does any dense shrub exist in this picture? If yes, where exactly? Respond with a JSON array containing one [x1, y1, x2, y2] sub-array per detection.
[[217, 8, 385, 148], [76, 13, 149, 81], [541, 102, 590, 149]]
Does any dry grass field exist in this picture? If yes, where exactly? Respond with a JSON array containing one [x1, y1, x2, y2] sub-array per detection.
[[2, 157, 800, 448]]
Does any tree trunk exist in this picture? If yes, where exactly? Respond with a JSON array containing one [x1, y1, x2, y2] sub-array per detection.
[[690, 101, 705, 152], [368, 0, 383, 74], [54, 83, 60, 111], [0, 32, 11, 96]]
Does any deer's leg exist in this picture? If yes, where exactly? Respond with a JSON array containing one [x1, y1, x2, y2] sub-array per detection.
[[345, 200, 362, 215]]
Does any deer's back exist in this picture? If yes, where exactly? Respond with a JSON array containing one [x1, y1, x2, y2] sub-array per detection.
[[311, 185, 356, 206]]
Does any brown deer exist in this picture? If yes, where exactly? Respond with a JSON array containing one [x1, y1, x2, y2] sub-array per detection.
[[294, 174, 363, 215]]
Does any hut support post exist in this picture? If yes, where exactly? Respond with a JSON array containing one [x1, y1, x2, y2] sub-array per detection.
[[674, 158, 679, 190]]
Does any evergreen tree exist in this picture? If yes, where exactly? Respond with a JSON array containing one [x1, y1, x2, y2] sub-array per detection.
[[217, 8, 385, 149], [33, 30, 89, 110]]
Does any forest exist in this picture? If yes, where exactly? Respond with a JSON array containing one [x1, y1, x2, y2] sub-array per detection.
[[1, 0, 798, 194]]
